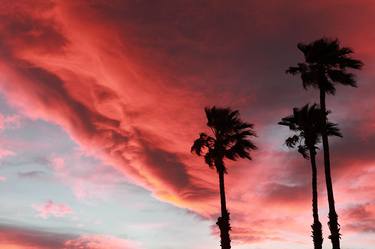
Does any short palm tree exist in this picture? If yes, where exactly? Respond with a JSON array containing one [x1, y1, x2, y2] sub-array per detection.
[[279, 104, 342, 249], [287, 38, 363, 249], [191, 106, 257, 249]]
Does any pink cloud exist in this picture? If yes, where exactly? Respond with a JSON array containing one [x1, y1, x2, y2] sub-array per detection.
[[49, 155, 125, 201], [32, 200, 73, 219], [0, 113, 22, 131], [342, 202, 375, 233], [0, 148, 15, 159], [0, 176, 6, 182], [64, 235, 141, 249]]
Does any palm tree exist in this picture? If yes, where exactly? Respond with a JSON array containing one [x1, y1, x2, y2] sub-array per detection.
[[191, 106, 257, 249], [287, 38, 363, 249], [279, 104, 342, 249]]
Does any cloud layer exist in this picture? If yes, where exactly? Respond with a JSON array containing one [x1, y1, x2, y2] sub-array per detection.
[[0, 224, 140, 249], [0, 0, 374, 247]]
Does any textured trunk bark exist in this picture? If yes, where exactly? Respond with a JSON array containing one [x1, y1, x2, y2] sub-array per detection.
[[217, 165, 231, 249], [320, 89, 341, 249], [309, 147, 323, 249]]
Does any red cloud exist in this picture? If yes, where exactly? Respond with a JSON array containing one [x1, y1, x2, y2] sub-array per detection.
[[0, 0, 374, 246]]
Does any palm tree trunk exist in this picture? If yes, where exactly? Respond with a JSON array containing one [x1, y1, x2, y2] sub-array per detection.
[[217, 166, 231, 249], [309, 147, 323, 249], [320, 89, 341, 249]]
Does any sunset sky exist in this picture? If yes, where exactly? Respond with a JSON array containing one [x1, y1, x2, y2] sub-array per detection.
[[0, 1, 374, 248]]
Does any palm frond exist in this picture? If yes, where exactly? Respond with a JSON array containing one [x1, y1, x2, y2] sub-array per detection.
[[225, 138, 257, 160], [191, 133, 209, 156], [298, 145, 310, 159], [279, 104, 340, 159], [286, 66, 303, 75], [337, 56, 363, 70], [285, 135, 300, 148], [326, 122, 343, 138], [327, 70, 357, 87], [204, 149, 215, 168]]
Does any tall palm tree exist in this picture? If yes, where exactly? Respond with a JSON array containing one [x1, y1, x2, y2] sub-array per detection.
[[287, 38, 363, 249], [191, 106, 257, 249], [279, 104, 342, 249]]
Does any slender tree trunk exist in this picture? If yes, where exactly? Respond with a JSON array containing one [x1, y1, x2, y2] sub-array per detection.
[[320, 89, 341, 249], [217, 164, 231, 249], [309, 147, 323, 249]]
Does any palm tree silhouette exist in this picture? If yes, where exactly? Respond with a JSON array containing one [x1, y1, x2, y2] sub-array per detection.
[[279, 104, 342, 249], [191, 106, 257, 249], [287, 38, 363, 249]]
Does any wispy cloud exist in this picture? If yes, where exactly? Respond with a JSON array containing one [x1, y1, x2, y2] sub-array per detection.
[[17, 170, 46, 179]]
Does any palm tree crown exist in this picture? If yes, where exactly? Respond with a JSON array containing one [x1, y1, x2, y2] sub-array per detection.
[[191, 106, 257, 172], [279, 104, 342, 158], [287, 38, 363, 94]]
